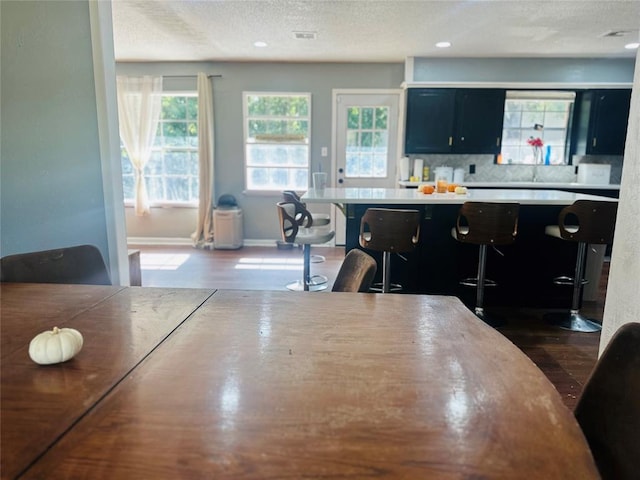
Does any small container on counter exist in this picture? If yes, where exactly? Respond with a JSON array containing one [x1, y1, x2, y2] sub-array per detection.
[[453, 168, 465, 184]]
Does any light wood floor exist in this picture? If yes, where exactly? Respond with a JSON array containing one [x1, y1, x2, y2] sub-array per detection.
[[131, 244, 606, 410]]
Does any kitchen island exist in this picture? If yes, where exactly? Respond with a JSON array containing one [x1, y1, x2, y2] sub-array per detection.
[[302, 188, 616, 308], [399, 181, 620, 199]]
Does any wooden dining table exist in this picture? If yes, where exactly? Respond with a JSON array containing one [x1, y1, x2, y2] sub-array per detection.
[[1, 283, 599, 479]]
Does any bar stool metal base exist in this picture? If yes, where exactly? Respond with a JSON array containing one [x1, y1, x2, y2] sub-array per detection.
[[310, 255, 325, 264], [473, 307, 505, 328], [286, 275, 328, 292], [460, 278, 497, 288], [369, 282, 403, 293], [544, 311, 602, 333]]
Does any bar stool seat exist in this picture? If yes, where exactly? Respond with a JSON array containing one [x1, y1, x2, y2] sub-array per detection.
[[544, 200, 617, 332], [359, 208, 420, 293], [452, 202, 519, 326], [277, 202, 335, 292]]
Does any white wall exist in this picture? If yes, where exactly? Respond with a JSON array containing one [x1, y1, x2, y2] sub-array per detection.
[[599, 49, 640, 353], [0, 1, 116, 272]]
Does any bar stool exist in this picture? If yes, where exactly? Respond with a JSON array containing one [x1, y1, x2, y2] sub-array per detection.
[[359, 208, 420, 293], [276, 202, 335, 292], [282, 190, 330, 263], [544, 200, 617, 332], [452, 202, 519, 326]]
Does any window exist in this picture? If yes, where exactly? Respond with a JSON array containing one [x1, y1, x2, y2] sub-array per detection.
[[345, 106, 389, 178], [121, 94, 198, 205], [243, 92, 311, 191], [500, 91, 575, 165]]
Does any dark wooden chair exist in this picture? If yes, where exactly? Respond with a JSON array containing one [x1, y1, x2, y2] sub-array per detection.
[[331, 249, 377, 293], [544, 200, 618, 332], [359, 208, 420, 293], [452, 202, 519, 325], [0, 244, 111, 285], [574, 322, 640, 480], [277, 202, 335, 291]]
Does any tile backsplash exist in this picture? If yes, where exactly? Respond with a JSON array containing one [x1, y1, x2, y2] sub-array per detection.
[[407, 154, 623, 184]]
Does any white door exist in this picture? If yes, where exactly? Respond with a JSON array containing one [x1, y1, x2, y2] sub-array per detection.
[[332, 90, 403, 244]]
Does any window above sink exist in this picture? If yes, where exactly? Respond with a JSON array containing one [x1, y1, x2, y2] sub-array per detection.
[[500, 90, 575, 165]]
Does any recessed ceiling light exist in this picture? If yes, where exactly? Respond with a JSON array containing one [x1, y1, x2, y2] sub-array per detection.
[[293, 31, 317, 40], [436, 41, 451, 48], [625, 42, 640, 49], [254, 41, 268, 48]]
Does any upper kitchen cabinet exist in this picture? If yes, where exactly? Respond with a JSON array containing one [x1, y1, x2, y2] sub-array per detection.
[[404, 88, 505, 154], [573, 89, 631, 156], [405, 89, 455, 153], [454, 89, 506, 154]]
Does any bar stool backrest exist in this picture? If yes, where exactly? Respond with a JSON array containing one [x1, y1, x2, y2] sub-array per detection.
[[276, 202, 300, 243], [359, 208, 420, 253], [455, 202, 519, 246], [558, 200, 617, 244], [282, 191, 314, 228], [0, 244, 111, 285]]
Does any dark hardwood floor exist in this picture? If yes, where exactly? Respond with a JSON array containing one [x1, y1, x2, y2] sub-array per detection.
[[131, 244, 606, 410]]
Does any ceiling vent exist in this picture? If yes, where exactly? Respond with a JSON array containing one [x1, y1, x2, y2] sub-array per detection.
[[600, 30, 634, 38], [293, 31, 317, 40]]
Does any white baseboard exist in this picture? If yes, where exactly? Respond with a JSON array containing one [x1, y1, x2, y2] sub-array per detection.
[[127, 237, 340, 248], [128, 237, 279, 247], [127, 237, 193, 246]]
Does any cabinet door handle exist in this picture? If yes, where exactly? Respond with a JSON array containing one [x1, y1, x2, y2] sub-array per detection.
[[496, 137, 501, 146], [592, 137, 597, 147], [448, 136, 453, 146]]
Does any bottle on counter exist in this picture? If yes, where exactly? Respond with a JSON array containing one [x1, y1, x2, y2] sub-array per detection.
[[423, 166, 430, 182]]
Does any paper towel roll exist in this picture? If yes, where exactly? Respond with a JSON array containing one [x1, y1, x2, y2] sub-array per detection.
[[399, 157, 410, 181], [413, 159, 424, 179]]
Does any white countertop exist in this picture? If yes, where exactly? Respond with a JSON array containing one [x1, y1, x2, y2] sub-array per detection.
[[302, 188, 617, 205], [398, 180, 620, 190]]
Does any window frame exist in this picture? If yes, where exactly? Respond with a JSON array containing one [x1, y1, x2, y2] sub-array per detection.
[[242, 91, 312, 193], [500, 90, 576, 166], [121, 91, 199, 208]]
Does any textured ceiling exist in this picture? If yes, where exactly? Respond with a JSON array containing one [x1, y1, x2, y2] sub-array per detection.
[[111, 0, 640, 62]]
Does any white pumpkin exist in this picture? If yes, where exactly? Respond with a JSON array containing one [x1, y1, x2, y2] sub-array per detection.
[[28, 326, 83, 365]]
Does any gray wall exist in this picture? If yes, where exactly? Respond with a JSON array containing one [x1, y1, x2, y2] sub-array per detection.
[[117, 62, 405, 241], [1, 1, 111, 262], [410, 57, 635, 84]]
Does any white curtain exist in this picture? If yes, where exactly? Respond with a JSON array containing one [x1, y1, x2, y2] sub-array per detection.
[[116, 76, 163, 216], [191, 72, 216, 248]]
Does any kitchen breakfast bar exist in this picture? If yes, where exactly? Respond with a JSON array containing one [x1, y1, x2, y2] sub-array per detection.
[[302, 188, 617, 309]]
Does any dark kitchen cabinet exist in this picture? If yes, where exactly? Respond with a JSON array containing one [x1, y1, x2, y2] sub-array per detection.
[[454, 89, 506, 154], [405, 89, 455, 153], [573, 89, 631, 156], [404, 88, 505, 154]]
